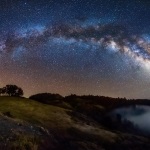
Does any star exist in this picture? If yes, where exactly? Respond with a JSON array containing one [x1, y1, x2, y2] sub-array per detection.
[[0, 0, 150, 99]]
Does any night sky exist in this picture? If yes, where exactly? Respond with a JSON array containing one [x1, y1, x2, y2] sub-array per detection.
[[0, 0, 150, 98]]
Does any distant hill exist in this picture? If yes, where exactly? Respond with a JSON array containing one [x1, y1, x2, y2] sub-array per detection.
[[29, 93, 63, 104]]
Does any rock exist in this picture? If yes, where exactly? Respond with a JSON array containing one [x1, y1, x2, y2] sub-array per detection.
[[38, 126, 50, 135], [3, 112, 13, 118], [17, 123, 23, 126]]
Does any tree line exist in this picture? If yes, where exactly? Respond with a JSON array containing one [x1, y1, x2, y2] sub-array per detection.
[[0, 85, 23, 97]]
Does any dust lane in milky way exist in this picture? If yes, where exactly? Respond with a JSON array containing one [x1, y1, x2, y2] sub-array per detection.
[[0, 0, 150, 98]]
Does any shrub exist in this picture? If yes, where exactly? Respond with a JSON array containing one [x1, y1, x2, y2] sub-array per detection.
[[29, 93, 63, 104]]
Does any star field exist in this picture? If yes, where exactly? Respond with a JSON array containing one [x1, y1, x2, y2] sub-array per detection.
[[0, 0, 150, 98]]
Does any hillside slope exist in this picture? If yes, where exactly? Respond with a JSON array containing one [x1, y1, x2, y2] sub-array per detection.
[[0, 96, 72, 129], [0, 96, 150, 150]]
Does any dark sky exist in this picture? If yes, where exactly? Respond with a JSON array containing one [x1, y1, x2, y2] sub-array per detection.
[[0, 0, 150, 98]]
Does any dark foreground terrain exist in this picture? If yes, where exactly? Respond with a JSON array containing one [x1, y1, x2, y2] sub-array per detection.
[[0, 95, 150, 150]]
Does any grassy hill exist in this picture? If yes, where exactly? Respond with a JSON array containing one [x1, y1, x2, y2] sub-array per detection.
[[0, 96, 72, 129], [0, 96, 150, 150]]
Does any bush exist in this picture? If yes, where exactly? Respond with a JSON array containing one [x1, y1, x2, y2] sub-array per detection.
[[29, 93, 63, 104]]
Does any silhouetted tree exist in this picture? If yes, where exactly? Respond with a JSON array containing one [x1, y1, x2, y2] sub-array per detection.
[[0, 87, 6, 96], [116, 113, 122, 123], [4, 85, 23, 97], [0, 88, 2, 96]]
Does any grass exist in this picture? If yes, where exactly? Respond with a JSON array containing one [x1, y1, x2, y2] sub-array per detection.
[[72, 123, 118, 143], [0, 96, 72, 129], [8, 133, 39, 150], [0, 96, 150, 150]]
